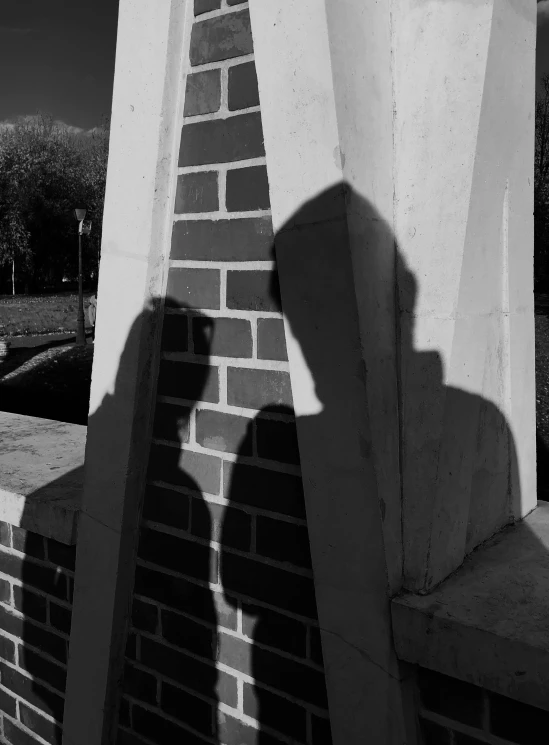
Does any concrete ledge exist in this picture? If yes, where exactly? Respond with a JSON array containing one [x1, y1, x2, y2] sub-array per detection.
[[391, 501, 549, 711], [0, 412, 85, 545]]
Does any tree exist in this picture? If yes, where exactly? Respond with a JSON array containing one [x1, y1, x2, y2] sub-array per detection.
[[0, 112, 109, 294]]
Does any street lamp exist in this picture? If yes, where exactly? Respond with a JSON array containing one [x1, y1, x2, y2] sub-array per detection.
[[74, 208, 87, 346]]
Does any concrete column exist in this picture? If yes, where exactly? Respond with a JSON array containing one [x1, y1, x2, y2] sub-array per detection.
[[62, 2, 190, 744], [250, 0, 536, 741], [249, 3, 409, 745], [393, 0, 537, 592]]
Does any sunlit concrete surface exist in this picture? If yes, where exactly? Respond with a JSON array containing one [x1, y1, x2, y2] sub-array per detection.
[[0, 412, 83, 543], [392, 501, 549, 713]]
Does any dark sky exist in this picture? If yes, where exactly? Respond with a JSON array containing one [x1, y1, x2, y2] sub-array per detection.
[[0, 0, 119, 130], [0, 1, 546, 129]]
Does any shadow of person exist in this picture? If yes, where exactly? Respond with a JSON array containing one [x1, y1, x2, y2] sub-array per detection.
[[221, 182, 525, 744], [18, 297, 219, 745]]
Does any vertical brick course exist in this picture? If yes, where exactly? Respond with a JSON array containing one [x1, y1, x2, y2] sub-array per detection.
[[118, 5, 331, 744]]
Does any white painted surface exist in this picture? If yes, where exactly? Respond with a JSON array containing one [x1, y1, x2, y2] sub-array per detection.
[[393, 0, 537, 591], [63, 1, 190, 744]]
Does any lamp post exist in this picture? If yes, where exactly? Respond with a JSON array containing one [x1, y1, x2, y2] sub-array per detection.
[[74, 208, 87, 346]]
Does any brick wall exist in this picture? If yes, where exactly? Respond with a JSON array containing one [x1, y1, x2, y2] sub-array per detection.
[[116, 2, 332, 744], [0, 522, 75, 745], [416, 666, 549, 745]]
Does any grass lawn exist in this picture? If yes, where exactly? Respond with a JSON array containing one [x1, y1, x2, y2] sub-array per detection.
[[0, 292, 94, 337]]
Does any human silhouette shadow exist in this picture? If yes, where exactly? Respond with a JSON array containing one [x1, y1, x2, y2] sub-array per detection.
[[17, 297, 219, 745], [221, 183, 527, 744]]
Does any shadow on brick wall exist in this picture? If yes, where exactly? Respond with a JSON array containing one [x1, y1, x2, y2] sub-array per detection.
[[10, 184, 535, 745]]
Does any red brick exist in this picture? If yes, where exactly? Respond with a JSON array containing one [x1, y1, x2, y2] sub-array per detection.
[[0, 576, 10, 603], [142, 484, 190, 531], [418, 668, 483, 727], [0, 687, 17, 718], [132, 598, 159, 635], [242, 603, 307, 657], [46, 539, 76, 572], [190, 10, 253, 66], [138, 526, 218, 580], [123, 663, 158, 706], [252, 645, 328, 708], [0, 661, 64, 722], [160, 313, 188, 353], [49, 601, 72, 635], [14, 584, 47, 623], [256, 517, 311, 569], [223, 461, 305, 518], [311, 714, 333, 745], [489, 691, 549, 744], [257, 318, 287, 361], [161, 681, 215, 736], [20, 701, 62, 745], [195, 0, 220, 14], [193, 499, 252, 551], [0, 605, 66, 662], [309, 625, 324, 666], [226, 165, 270, 212], [132, 705, 204, 745], [175, 172, 218, 214], [0, 633, 15, 663], [227, 368, 292, 409], [255, 414, 299, 464], [243, 682, 307, 741], [194, 316, 252, 358], [171, 217, 273, 261], [119, 698, 131, 730], [18, 646, 66, 692], [179, 113, 264, 167], [166, 267, 220, 310], [226, 270, 280, 311], [140, 637, 235, 706], [220, 551, 317, 619], [196, 409, 252, 454], [228, 61, 259, 111], [184, 68, 221, 117], [156, 360, 219, 404], [12, 527, 45, 559], [0, 522, 10, 547], [217, 712, 260, 745], [3, 718, 54, 745], [148, 443, 222, 495], [419, 718, 452, 745], [134, 566, 236, 630], [161, 608, 214, 659], [152, 402, 190, 444], [126, 631, 137, 661]]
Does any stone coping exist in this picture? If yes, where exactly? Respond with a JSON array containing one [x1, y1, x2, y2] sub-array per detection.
[[0, 411, 85, 545], [391, 501, 549, 711]]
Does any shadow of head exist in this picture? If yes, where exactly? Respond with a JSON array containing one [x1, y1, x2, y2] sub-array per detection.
[[267, 181, 419, 405]]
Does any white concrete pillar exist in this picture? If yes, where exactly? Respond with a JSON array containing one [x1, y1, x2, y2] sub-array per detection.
[[393, 0, 537, 592], [62, 2, 189, 744], [250, 0, 536, 740]]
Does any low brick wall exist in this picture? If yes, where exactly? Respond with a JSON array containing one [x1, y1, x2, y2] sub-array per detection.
[[417, 666, 549, 745], [0, 522, 75, 745], [116, 2, 331, 744]]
